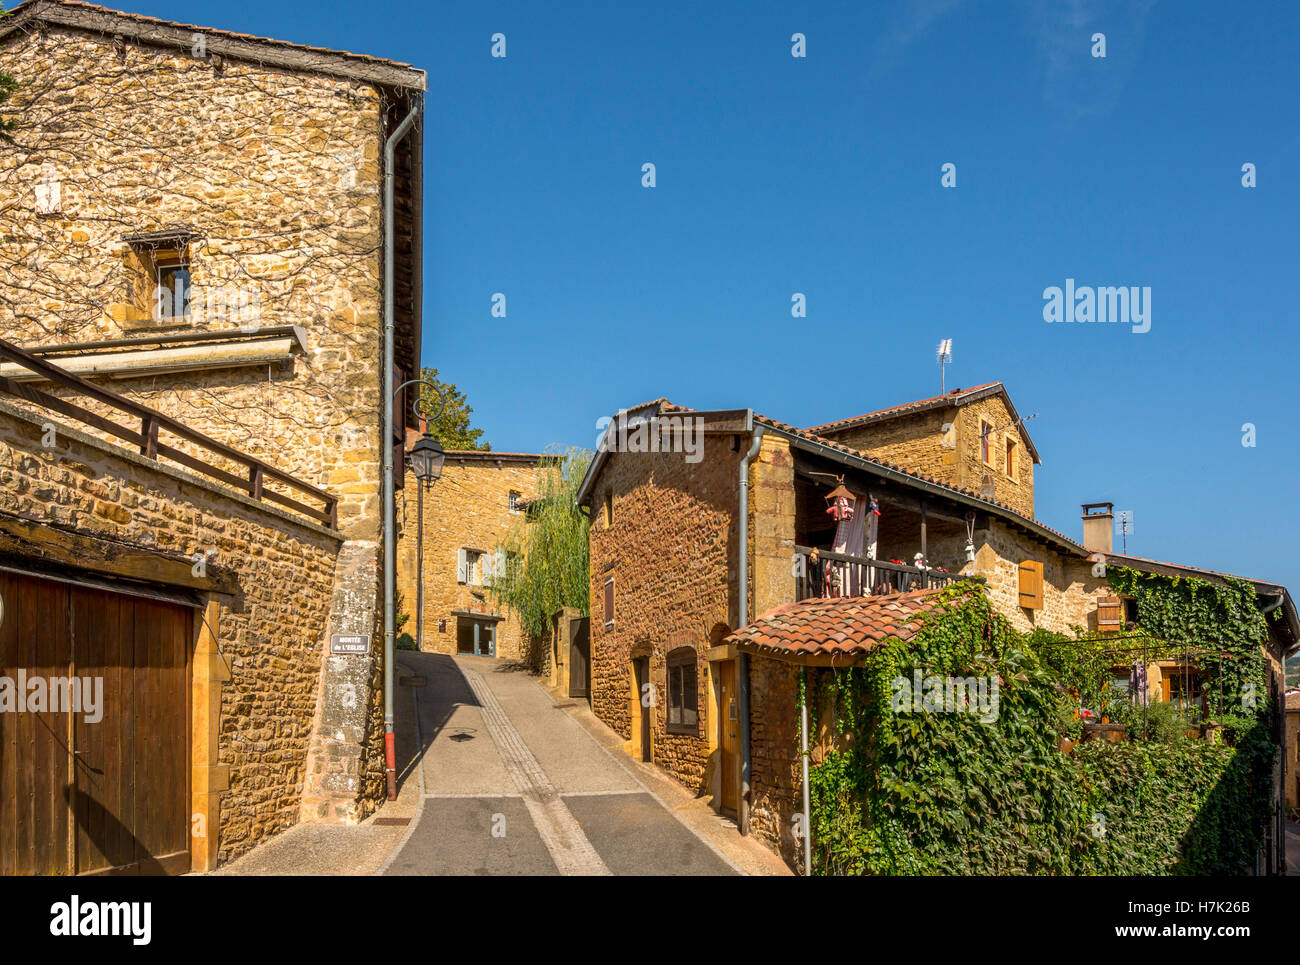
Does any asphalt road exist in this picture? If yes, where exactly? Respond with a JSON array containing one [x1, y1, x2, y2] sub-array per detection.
[[381, 653, 738, 876]]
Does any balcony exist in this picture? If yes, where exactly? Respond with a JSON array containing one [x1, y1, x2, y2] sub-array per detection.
[[793, 545, 971, 601]]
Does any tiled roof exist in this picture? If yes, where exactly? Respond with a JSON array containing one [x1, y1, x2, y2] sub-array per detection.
[[805, 382, 1042, 465], [1286, 689, 1300, 712], [806, 383, 1002, 433], [589, 397, 1082, 550], [3, 0, 426, 88], [726, 588, 958, 664], [751, 411, 1084, 550]]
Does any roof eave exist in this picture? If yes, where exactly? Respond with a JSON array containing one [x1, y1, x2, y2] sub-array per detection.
[[1, 0, 427, 90], [811, 383, 1043, 465]]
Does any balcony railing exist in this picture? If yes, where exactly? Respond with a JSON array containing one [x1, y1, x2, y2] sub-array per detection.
[[793, 545, 973, 601], [0, 336, 338, 528]]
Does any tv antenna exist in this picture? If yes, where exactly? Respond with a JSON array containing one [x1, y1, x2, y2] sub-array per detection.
[[1116, 510, 1133, 553], [937, 339, 952, 393]]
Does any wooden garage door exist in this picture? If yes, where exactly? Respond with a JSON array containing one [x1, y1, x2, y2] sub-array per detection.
[[0, 570, 192, 875]]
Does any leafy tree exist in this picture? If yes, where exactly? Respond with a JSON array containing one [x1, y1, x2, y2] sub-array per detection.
[[416, 366, 490, 451], [488, 447, 592, 637]]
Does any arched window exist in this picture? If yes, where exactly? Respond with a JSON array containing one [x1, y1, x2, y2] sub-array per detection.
[[666, 646, 699, 735]]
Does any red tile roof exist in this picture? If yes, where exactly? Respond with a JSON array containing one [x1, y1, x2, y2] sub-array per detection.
[[806, 383, 1002, 433], [751, 411, 1082, 547], [726, 588, 960, 665], [804, 382, 1042, 465], [1287, 690, 1300, 712], [592, 397, 1083, 551]]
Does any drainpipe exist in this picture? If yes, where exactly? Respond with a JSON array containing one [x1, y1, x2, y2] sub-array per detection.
[[800, 666, 812, 876], [382, 100, 420, 801], [737, 418, 763, 834]]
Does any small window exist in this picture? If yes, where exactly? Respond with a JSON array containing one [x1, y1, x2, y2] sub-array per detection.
[[155, 258, 191, 319], [603, 577, 614, 628], [124, 231, 194, 325], [1166, 671, 1203, 716], [604, 489, 614, 528], [1004, 438, 1016, 478], [509, 491, 522, 513], [980, 420, 992, 464], [458, 548, 485, 586], [1122, 598, 1138, 628], [666, 647, 699, 735]]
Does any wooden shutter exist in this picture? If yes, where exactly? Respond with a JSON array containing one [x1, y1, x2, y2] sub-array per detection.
[[603, 578, 614, 626], [457, 548, 468, 584], [1096, 596, 1122, 633], [1018, 560, 1044, 609]]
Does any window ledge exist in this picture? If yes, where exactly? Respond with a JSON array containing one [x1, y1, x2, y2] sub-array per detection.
[[6, 326, 306, 383]]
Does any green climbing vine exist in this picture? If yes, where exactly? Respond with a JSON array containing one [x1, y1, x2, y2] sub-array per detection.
[[1105, 566, 1270, 719], [804, 578, 1277, 876]]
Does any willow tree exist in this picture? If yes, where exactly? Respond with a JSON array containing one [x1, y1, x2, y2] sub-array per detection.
[[489, 447, 593, 637]]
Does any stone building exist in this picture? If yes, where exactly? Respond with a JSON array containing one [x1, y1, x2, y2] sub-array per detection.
[[575, 392, 1300, 871], [1287, 689, 1299, 811], [396, 443, 542, 663], [0, 0, 425, 870], [806, 382, 1039, 518]]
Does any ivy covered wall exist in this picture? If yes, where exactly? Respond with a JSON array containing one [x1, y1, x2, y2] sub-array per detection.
[[805, 582, 1278, 876]]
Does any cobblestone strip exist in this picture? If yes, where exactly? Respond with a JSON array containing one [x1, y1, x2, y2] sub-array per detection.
[[462, 668, 612, 876]]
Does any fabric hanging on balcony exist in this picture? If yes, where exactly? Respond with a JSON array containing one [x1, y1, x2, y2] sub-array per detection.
[[833, 493, 868, 595], [1129, 659, 1148, 706], [866, 495, 880, 589]]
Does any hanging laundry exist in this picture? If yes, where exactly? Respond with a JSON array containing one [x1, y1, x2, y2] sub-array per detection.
[[833, 492, 867, 595]]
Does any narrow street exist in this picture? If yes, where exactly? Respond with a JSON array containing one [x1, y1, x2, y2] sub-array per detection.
[[380, 653, 743, 876]]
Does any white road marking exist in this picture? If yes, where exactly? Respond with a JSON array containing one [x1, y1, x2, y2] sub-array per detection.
[[462, 667, 612, 876]]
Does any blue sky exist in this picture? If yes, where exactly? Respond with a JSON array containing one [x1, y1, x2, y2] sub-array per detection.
[[144, 0, 1298, 591]]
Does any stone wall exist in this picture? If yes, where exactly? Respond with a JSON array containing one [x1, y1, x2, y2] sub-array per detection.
[[0, 401, 342, 864], [970, 519, 1113, 634], [747, 655, 801, 864], [819, 394, 1036, 519], [396, 453, 540, 662], [954, 395, 1035, 518], [0, 21, 425, 827], [588, 439, 741, 795], [825, 406, 955, 482], [0, 26, 404, 538]]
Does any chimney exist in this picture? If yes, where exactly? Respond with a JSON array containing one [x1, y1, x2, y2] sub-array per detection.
[[1081, 502, 1113, 553]]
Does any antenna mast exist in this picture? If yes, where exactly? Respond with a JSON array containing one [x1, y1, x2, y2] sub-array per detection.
[[936, 339, 952, 393]]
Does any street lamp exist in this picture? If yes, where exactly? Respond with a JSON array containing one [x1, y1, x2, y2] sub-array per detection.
[[409, 433, 445, 485], [407, 428, 444, 658]]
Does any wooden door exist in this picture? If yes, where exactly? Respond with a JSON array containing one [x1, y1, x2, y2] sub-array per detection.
[[123, 596, 191, 874], [71, 587, 135, 874], [718, 659, 739, 815], [0, 570, 191, 875], [568, 619, 590, 699], [0, 571, 73, 875], [633, 657, 651, 762]]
